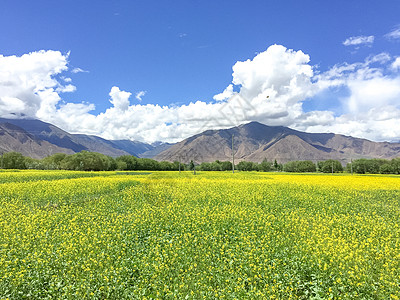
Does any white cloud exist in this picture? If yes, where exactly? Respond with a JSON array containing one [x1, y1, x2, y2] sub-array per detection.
[[343, 35, 374, 46], [0, 50, 70, 118], [56, 84, 76, 93], [213, 84, 233, 101], [295, 111, 335, 127], [315, 53, 400, 113], [0, 97, 26, 117], [303, 53, 400, 141], [316, 108, 400, 142], [345, 76, 400, 114], [71, 67, 88, 73], [385, 26, 400, 40], [392, 57, 400, 70], [109, 86, 131, 110], [1, 47, 400, 144], [135, 91, 146, 101], [365, 52, 391, 65], [58, 45, 321, 143]]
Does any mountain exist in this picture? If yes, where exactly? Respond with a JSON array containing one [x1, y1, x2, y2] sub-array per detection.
[[155, 121, 400, 164], [110, 140, 154, 156], [140, 142, 175, 158], [0, 118, 171, 159], [0, 118, 130, 157], [2, 118, 399, 163], [0, 122, 74, 159]]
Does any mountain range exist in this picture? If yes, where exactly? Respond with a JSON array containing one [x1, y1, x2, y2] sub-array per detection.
[[1, 118, 400, 164], [155, 121, 400, 164], [0, 118, 170, 159]]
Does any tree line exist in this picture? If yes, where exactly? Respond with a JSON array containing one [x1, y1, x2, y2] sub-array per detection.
[[346, 158, 400, 174], [234, 158, 400, 174], [0, 151, 399, 174], [0, 151, 181, 171]]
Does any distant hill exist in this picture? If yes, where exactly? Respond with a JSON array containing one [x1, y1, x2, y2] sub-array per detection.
[[155, 121, 400, 164], [0, 122, 74, 159], [110, 140, 154, 156], [0, 118, 172, 159], [140, 142, 175, 158], [3, 118, 399, 163]]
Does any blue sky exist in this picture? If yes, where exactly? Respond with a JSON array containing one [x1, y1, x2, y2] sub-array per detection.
[[1, 1, 400, 142]]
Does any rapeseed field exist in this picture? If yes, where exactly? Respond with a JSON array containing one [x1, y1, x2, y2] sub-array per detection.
[[0, 170, 399, 299]]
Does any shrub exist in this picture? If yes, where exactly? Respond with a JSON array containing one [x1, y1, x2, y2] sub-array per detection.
[[284, 160, 316, 172]]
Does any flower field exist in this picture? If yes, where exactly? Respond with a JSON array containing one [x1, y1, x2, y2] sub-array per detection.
[[0, 170, 399, 299]]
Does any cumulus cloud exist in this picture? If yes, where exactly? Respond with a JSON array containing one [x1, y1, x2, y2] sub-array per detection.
[[315, 54, 400, 112], [109, 86, 131, 110], [0, 46, 319, 142], [0, 50, 70, 118], [343, 35, 374, 46], [213, 84, 233, 101], [304, 54, 400, 141], [1, 46, 400, 143], [223, 44, 318, 127], [345, 76, 400, 113], [0, 97, 26, 116], [392, 57, 400, 70]]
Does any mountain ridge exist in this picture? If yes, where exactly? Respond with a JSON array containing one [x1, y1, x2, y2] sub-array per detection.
[[1, 118, 399, 163], [0, 118, 172, 158], [0, 122, 75, 159], [155, 121, 400, 164]]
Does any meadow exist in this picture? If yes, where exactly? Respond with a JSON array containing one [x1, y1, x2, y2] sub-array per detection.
[[0, 170, 399, 299]]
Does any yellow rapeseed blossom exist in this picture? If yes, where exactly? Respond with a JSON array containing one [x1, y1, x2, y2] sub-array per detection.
[[0, 170, 398, 298]]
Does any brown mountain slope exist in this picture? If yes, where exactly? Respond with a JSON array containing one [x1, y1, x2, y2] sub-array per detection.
[[246, 135, 338, 163], [0, 118, 130, 157], [0, 118, 175, 158], [0, 123, 74, 159], [155, 122, 400, 164]]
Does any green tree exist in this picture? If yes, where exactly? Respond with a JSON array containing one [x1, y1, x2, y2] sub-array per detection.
[[379, 163, 393, 174], [220, 161, 232, 171], [159, 161, 175, 171], [24, 157, 45, 170], [350, 158, 388, 174], [390, 158, 400, 174], [317, 160, 343, 173], [199, 162, 212, 171], [137, 158, 160, 170], [42, 153, 68, 169], [198, 160, 233, 171], [368, 159, 388, 174], [116, 155, 138, 170], [283, 160, 316, 172], [273, 159, 279, 170], [210, 161, 222, 171], [283, 161, 297, 172], [105, 156, 117, 171], [236, 161, 257, 171], [59, 151, 115, 171], [116, 160, 128, 170], [348, 159, 367, 174], [259, 159, 272, 172], [3, 152, 27, 169], [172, 161, 181, 171]]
